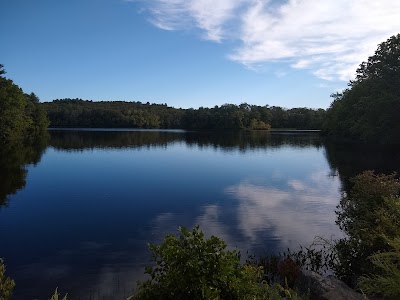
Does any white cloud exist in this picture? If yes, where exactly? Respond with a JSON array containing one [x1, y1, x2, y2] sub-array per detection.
[[138, 0, 400, 80], [143, 0, 247, 41]]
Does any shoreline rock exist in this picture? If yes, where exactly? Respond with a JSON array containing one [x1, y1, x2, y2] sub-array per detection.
[[295, 270, 367, 300]]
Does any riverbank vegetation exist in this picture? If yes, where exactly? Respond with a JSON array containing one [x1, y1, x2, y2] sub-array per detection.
[[335, 171, 400, 287]]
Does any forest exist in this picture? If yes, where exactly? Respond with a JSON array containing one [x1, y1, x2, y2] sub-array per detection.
[[42, 99, 326, 130]]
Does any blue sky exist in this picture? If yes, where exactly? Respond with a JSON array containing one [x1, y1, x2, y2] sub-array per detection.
[[1, 0, 400, 109]]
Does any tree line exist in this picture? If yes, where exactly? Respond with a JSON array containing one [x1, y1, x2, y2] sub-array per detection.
[[2, 33, 399, 142], [42, 99, 326, 130]]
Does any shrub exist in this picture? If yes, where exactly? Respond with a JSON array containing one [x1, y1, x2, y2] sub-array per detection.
[[129, 226, 306, 300], [335, 171, 400, 285], [358, 238, 400, 298], [0, 259, 15, 300]]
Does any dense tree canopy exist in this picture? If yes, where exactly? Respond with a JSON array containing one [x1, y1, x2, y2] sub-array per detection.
[[0, 65, 49, 142], [43, 99, 326, 130], [322, 34, 400, 144]]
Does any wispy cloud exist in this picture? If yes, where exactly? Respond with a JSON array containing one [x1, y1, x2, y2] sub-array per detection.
[[136, 0, 400, 80], [141, 0, 247, 41]]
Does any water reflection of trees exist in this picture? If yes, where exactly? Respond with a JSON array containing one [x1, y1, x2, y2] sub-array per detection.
[[0, 135, 49, 206], [49, 130, 184, 151], [185, 131, 323, 152], [49, 130, 322, 152], [324, 141, 400, 192], [5, 130, 398, 206]]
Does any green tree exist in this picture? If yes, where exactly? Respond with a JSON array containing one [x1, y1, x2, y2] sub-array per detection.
[[0, 69, 29, 141], [25, 93, 50, 135], [323, 34, 400, 144], [0, 65, 49, 142], [44, 98, 324, 130]]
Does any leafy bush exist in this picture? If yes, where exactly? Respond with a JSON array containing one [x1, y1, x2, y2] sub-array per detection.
[[0, 259, 15, 300], [335, 171, 400, 285], [130, 226, 307, 300], [359, 238, 400, 298]]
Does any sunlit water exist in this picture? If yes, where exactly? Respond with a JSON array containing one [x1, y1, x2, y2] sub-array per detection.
[[2, 129, 397, 299]]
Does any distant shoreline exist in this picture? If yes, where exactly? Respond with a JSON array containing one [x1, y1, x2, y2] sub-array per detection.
[[47, 128, 321, 133]]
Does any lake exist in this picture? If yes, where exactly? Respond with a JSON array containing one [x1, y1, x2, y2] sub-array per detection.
[[1, 129, 399, 299]]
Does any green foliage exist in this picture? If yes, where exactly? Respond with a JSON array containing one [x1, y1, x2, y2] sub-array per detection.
[[323, 34, 400, 144], [43, 99, 183, 129], [0, 65, 49, 142], [335, 171, 400, 285], [25, 93, 50, 136], [0, 75, 28, 141], [358, 238, 400, 299], [249, 118, 271, 130], [130, 226, 307, 300], [49, 288, 67, 300], [43, 99, 325, 130], [0, 259, 15, 300]]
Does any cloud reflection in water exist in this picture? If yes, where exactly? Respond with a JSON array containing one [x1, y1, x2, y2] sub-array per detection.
[[225, 170, 343, 253], [150, 169, 343, 260]]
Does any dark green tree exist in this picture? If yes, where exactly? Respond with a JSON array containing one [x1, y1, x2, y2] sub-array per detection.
[[323, 34, 400, 144], [0, 64, 5, 76], [0, 67, 29, 141], [0, 65, 49, 142]]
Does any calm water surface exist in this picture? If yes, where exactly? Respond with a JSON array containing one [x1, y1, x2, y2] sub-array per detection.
[[1, 129, 398, 299]]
